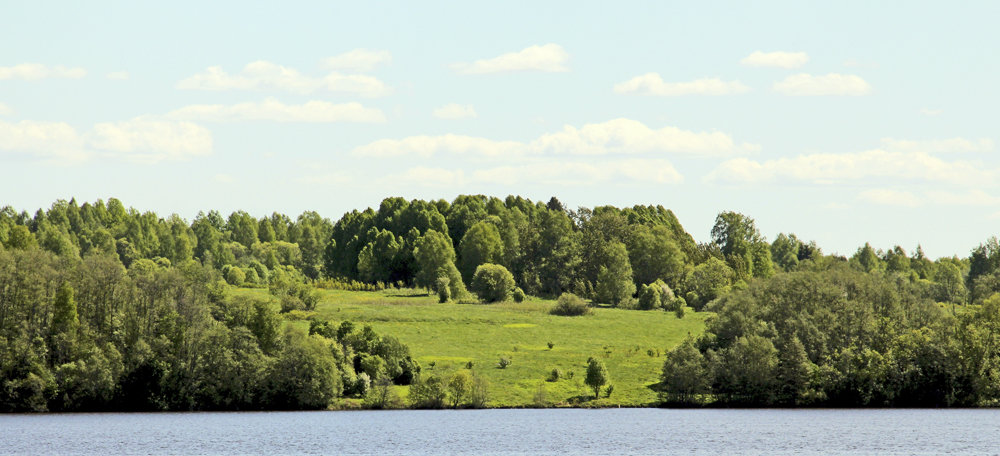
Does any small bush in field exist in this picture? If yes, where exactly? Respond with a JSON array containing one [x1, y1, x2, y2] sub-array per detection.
[[550, 292, 590, 316]]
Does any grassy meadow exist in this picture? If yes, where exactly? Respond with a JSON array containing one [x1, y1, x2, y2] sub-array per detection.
[[238, 287, 709, 408]]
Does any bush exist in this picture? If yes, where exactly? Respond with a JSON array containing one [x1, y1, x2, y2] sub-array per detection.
[[409, 375, 447, 409], [470, 263, 516, 303], [436, 276, 451, 303], [225, 266, 246, 286], [550, 293, 591, 316], [637, 283, 662, 310], [546, 368, 563, 382], [497, 357, 511, 369], [512, 287, 526, 303], [675, 305, 686, 319]]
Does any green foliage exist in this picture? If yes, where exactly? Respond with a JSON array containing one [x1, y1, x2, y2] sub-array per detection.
[[470, 263, 516, 303], [497, 357, 511, 369], [447, 370, 471, 407], [550, 292, 591, 316], [435, 276, 451, 303], [409, 375, 447, 409], [585, 357, 609, 399], [637, 283, 662, 311], [225, 266, 246, 287], [594, 242, 636, 307], [459, 221, 505, 284], [512, 287, 526, 303], [685, 257, 734, 310]]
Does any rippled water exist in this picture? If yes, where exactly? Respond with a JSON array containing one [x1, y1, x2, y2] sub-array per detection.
[[2, 408, 998, 455]]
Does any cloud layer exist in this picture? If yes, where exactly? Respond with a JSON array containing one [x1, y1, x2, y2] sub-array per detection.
[[773, 73, 871, 96], [0, 118, 211, 164], [0, 63, 86, 80], [433, 103, 477, 120], [741, 51, 809, 68], [450, 44, 569, 74], [322, 49, 391, 72], [353, 118, 756, 158], [167, 98, 386, 123], [707, 149, 993, 186], [177, 60, 390, 97], [614, 74, 749, 96]]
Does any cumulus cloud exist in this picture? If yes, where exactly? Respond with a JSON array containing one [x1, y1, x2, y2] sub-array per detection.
[[106, 71, 130, 80], [880, 137, 993, 153], [383, 159, 683, 188], [0, 63, 86, 80], [741, 51, 809, 68], [0, 117, 212, 164], [859, 189, 1000, 208], [353, 118, 755, 158], [322, 49, 391, 72], [773, 73, 871, 96], [614, 73, 749, 96], [858, 189, 921, 207], [354, 134, 523, 158], [167, 98, 386, 123], [433, 103, 477, 120], [177, 60, 391, 97], [450, 43, 569, 74], [706, 149, 994, 187]]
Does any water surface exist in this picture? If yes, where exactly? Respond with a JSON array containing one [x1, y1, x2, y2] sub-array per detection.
[[1, 408, 996, 455]]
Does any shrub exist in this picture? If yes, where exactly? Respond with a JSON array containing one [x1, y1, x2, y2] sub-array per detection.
[[546, 368, 563, 382], [497, 357, 511, 369], [354, 372, 371, 397], [547, 341, 555, 350], [675, 304, 686, 319], [409, 375, 447, 409], [605, 384, 614, 398], [637, 283, 662, 310], [436, 276, 451, 303], [225, 266, 246, 286], [470, 263, 516, 303], [550, 292, 591, 316], [512, 287, 526, 303]]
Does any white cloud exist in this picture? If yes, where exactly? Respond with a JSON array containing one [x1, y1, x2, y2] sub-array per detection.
[[858, 189, 921, 207], [384, 159, 683, 188], [859, 189, 1000, 208], [106, 71, 130, 80], [354, 134, 524, 158], [167, 98, 386, 123], [322, 49, 391, 72], [707, 149, 994, 186], [741, 51, 809, 69], [925, 189, 1000, 206], [773, 73, 871, 96], [433, 103, 478, 120], [0, 103, 12, 116], [86, 118, 212, 164], [177, 60, 391, 97], [880, 137, 993, 153], [353, 118, 755, 158], [0, 119, 86, 161], [0, 63, 86, 80], [919, 108, 942, 116], [614, 73, 749, 96], [0, 117, 212, 164], [450, 43, 569, 74]]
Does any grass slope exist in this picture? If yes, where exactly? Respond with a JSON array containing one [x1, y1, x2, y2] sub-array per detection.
[[247, 288, 709, 407]]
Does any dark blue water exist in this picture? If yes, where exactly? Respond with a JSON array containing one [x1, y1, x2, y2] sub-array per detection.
[[1, 408, 996, 455]]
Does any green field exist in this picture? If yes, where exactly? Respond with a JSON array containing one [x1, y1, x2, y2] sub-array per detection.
[[241, 287, 709, 408]]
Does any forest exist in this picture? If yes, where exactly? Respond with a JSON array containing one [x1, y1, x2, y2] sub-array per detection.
[[2, 195, 1000, 410]]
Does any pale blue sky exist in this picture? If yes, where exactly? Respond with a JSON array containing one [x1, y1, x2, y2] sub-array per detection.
[[2, 1, 998, 258]]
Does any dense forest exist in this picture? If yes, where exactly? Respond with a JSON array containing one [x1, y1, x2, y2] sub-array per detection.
[[2, 196, 1000, 410]]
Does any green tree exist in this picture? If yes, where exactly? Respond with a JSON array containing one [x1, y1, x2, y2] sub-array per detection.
[[459, 221, 505, 284], [660, 338, 709, 404], [470, 263, 515, 303], [594, 241, 636, 307], [413, 230, 457, 289], [585, 357, 609, 399], [711, 211, 773, 280], [447, 370, 471, 408], [628, 225, 686, 289]]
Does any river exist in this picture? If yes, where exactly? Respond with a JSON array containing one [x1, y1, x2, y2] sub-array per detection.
[[1, 408, 996, 455]]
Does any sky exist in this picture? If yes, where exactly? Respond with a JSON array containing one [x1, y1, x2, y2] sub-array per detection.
[[1, 1, 998, 258]]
